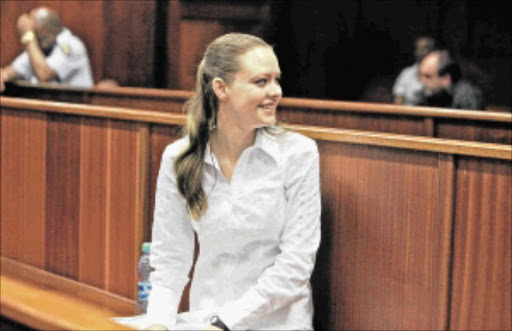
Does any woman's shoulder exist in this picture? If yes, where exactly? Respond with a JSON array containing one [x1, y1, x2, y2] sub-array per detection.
[[278, 130, 318, 155], [267, 129, 318, 167], [162, 136, 189, 159]]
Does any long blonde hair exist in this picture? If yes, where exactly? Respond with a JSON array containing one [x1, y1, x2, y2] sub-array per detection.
[[174, 33, 271, 220]]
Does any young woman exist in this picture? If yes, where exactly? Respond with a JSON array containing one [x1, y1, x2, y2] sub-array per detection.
[[146, 33, 321, 330]]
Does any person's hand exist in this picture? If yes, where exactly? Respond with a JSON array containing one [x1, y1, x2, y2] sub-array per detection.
[[16, 13, 34, 37], [1, 68, 8, 93], [143, 324, 168, 330]]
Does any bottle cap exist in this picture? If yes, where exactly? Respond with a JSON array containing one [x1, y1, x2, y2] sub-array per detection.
[[141, 242, 151, 254]]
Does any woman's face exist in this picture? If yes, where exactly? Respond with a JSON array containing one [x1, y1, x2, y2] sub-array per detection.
[[221, 46, 282, 130]]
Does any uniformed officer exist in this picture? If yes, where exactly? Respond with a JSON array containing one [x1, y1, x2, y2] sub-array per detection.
[[0, 7, 94, 92]]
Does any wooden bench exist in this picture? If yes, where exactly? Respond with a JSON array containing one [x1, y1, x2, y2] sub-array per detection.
[[4, 82, 511, 144], [1, 257, 134, 330], [1, 96, 510, 330]]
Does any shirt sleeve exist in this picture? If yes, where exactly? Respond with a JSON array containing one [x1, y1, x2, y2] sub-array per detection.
[[218, 141, 321, 330], [10, 52, 33, 80], [46, 38, 89, 83], [453, 83, 486, 110], [146, 145, 195, 330]]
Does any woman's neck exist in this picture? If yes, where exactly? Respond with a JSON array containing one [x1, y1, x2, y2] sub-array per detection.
[[210, 124, 256, 164]]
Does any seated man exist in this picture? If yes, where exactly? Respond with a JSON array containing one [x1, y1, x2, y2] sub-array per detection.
[[1, 7, 93, 93], [392, 36, 436, 105], [418, 50, 485, 110]]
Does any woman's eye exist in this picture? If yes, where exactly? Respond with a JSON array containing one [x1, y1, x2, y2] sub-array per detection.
[[255, 78, 267, 86]]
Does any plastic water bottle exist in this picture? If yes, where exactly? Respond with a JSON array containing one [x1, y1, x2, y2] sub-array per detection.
[[136, 242, 152, 315]]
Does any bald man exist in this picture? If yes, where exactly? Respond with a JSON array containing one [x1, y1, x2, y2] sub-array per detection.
[[418, 50, 485, 110], [1, 7, 93, 92]]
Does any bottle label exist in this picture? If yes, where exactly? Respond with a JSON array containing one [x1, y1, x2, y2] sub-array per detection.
[[138, 282, 152, 301]]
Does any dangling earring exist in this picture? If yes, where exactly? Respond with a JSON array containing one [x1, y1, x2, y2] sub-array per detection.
[[209, 120, 216, 132]]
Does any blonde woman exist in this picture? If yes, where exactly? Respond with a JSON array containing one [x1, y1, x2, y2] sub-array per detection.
[[146, 33, 321, 330]]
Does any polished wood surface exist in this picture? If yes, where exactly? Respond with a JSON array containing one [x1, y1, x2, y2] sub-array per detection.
[[1, 99, 148, 300], [1, 257, 134, 330], [165, 0, 271, 89], [450, 158, 511, 330], [1, 97, 510, 330], [5, 83, 511, 144], [0, 110, 46, 268]]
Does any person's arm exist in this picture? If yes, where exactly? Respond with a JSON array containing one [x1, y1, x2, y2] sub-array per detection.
[[0, 66, 20, 93], [394, 95, 405, 105], [146, 144, 195, 330], [392, 68, 408, 105], [16, 14, 56, 82], [216, 140, 321, 330]]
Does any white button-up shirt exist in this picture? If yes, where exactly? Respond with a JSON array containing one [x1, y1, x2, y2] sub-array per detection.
[[392, 63, 423, 105], [147, 129, 321, 330]]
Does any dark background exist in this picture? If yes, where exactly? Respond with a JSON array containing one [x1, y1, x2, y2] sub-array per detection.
[[1, 0, 510, 109], [272, 0, 511, 107]]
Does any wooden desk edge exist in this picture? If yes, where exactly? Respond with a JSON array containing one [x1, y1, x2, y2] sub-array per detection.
[[1, 257, 135, 330]]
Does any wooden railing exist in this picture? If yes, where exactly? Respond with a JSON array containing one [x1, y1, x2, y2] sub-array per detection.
[[4, 82, 512, 144], [1, 96, 510, 330], [1, 257, 134, 330]]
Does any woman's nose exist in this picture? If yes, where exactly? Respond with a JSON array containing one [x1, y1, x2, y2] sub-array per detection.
[[268, 80, 282, 97]]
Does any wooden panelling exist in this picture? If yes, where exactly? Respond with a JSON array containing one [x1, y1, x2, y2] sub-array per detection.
[[91, 94, 185, 113], [436, 119, 512, 144], [313, 143, 451, 330], [148, 125, 182, 241], [45, 114, 81, 279], [450, 158, 512, 330], [169, 0, 272, 90], [79, 118, 108, 289], [106, 121, 149, 299], [1, 101, 149, 301], [179, 20, 227, 90], [0, 110, 46, 267], [102, 1, 156, 87], [1, 111, 23, 260], [278, 109, 428, 135], [18, 112, 47, 268]]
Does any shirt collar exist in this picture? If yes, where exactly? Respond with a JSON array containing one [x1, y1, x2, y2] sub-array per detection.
[[254, 128, 281, 164], [203, 128, 281, 166]]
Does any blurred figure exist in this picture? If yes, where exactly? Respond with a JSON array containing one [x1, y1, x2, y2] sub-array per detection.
[[419, 50, 485, 110], [0, 7, 93, 93], [95, 78, 120, 89], [392, 36, 436, 105]]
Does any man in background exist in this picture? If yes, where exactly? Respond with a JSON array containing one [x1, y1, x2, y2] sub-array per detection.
[[392, 36, 436, 105], [419, 50, 485, 110], [0, 7, 93, 93]]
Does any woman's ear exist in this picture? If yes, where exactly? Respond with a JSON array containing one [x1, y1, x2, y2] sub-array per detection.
[[213, 77, 228, 101]]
